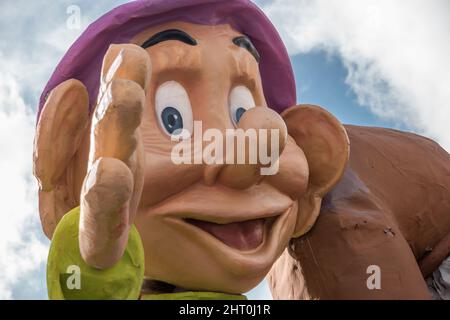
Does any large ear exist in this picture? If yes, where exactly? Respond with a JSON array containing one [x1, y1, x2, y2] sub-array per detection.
[[282, 104, 350, 238], [33, 79, 89, 238]]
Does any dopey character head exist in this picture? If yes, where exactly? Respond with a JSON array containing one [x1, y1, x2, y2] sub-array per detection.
[[34, 0, 349, 294]]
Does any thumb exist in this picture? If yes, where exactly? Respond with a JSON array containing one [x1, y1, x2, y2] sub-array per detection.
[[79, 157, 134, 269]]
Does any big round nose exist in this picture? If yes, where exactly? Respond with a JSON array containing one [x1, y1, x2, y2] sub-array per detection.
[[205, 107, 287, 189]]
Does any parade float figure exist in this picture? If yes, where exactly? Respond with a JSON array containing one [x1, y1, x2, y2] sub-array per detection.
[[33, 0, 450, 300]]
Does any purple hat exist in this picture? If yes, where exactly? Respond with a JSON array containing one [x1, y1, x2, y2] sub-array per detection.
[[38, 0, 296, 121]]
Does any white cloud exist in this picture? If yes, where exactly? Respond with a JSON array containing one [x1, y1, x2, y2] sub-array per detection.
[[0, 65, 48, 299], [0, 1, 80, 299], [260, 0, 450, 151]]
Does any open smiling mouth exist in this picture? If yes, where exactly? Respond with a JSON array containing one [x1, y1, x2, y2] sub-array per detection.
[[184, 216, 278, 251]]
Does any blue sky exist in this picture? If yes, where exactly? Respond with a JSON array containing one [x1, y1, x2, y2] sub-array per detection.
[[0, 0, 449, 300], [293, 51, 396, 128]]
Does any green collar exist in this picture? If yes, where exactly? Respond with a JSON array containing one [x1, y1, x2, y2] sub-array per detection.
[[141, 291, 247, 300]]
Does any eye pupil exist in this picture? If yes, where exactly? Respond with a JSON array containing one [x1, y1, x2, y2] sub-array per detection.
[[235, 107, 246, 123], [161, 107, 183, 134], [168, 114, 178, 127]]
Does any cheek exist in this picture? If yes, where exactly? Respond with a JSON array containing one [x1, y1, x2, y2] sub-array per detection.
[[266, 137, 309, 199], [138, 119, 203, 208], [139, 151, 203, 208]]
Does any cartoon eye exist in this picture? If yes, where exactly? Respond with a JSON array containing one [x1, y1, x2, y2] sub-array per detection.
[[155, 81, 193, 138], [229, 86, 255, 126]]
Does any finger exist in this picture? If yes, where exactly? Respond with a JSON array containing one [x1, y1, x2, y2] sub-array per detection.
[[34, 79, 89, 192], [79, 157, 133, 269], [90, 79, 144, 166], [91, 44, 150, 218], [91, 43, 150, 169], [99, 44, 151, 97]]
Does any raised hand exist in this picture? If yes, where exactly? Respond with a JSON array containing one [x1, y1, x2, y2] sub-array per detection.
[[79, 44, 151, 269], [34, 44, 151, 269]]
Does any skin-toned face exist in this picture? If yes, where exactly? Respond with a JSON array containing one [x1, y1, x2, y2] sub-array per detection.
[[130, 22, 308, 293], [34, 20, 349, 296]]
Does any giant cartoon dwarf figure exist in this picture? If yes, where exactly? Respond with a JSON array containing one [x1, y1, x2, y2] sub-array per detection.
[[33, 0, 450, 300]]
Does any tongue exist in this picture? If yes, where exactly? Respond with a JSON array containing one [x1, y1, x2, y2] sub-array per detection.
[[187, 218, 265, 251]]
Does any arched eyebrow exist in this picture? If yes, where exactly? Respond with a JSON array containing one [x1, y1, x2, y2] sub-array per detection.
[[141, 29, 198, 48], [232, 36, 260, 63]]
